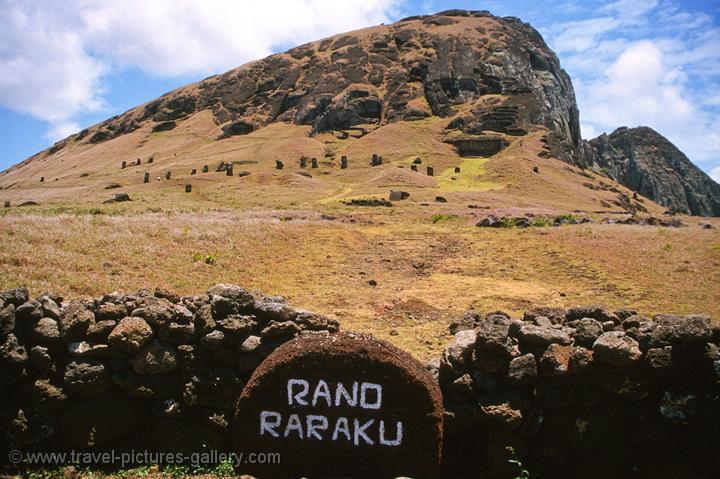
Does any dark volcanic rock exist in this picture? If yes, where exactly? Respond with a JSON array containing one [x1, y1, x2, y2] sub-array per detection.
[[233, 331, 443, 479], [55, 10, 584, 164], [586, 127, 720, 216]]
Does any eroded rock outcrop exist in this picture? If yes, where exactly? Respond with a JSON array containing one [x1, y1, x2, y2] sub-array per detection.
[[586, 126, 720, 216], [53, 10, 585, 164]]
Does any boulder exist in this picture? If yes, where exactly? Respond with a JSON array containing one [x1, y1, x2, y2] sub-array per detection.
[[239, 335, 262, 353], [31, 317, 60, 343], [0, 287, 29, 308], [131, 299, 176, 327], [0, 333, 28, 377], [572, 318, 603, 348], [31, 379, 67, 414], [108, 317, 154, 354], [59, 302, 95, 342], [0, 304, 16, 338], [64, 360, 111, 395], [566, 305, 618, 323], [540, 344, 572, 378], [131, 341, 178, 375], [199, 329, 231, 351], [95, 302, 128, 321], [86, 320, 117, 343], [158, 322, 195, 344], [592, 331, 642, 366], [651, 315, 713, 346], [507, 353, 537, 385], [216, 314, 257, 335], [261, 320, 300, 338], [517, 324, 571, 354]]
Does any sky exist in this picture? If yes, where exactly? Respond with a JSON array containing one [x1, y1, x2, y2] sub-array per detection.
[[1, 0, 718, 181]]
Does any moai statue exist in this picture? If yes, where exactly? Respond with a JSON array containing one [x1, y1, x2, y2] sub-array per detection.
[[143, 172, 150, 183], [341, 156, 348, 169], [533, 166, 539, 174], [413, 157, 422, 165], [203, 165, 209, 173], [300, 157, 307, 168], [137, 158, 142, 165], [276, 160, 284, 170], [121, 161, 127, 169], [410, 164, 418, 172], [165, 171, 171, 180], [377, 156, 383, 165], [216, 161, 226, 172], [40, 177, 44, 182], [226, 164, 234, 176], [4, 201, 10, 208], [371, 153, 378, 166], [191, 169, 197, 175], [427, 166, 434, 176], [311, 158, 318, 168], [454, 166, 461, 173], [185, 184, 192, 193], [148, 157, 154, 164]]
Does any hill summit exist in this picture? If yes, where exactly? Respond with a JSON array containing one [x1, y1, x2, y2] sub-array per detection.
[[1, 9, 717, 216]]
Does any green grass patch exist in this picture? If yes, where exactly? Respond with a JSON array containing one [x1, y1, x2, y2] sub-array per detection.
[[437, 158, 503, 192], [192, 252, 219, 265], [431, 213, 459, 224], [498, 217, 517, 228], [530, 216, 553, 227]]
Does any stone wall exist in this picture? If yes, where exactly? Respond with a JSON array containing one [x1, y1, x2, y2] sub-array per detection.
[[1, 286, 718, 478], [435, 307, 720, 479], [0, 285, 338, 460]]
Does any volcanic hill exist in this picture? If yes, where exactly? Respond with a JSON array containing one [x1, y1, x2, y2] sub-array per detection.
[[0, 9, 717, 218]]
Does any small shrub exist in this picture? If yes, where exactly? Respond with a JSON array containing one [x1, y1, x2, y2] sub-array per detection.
[[557, 213, 575, 222], [431, 213, 459, 223], [498, 217, 516, 228], [212, 459, 235, 477], [163, 464, 191, 478], [192, 252, 219, 265], [530, 216, 552, 227]]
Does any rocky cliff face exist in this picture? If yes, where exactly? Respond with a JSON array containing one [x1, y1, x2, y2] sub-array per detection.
[[51, 9, 585, 165], [585, 127, 720, 216]]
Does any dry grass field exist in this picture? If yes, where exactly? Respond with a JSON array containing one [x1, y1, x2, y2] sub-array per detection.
[[1, 206, 718, 359], [2, 112, 718, 360]]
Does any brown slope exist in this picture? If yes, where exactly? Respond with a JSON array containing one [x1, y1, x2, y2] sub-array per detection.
[[0, 9, 661, 216]]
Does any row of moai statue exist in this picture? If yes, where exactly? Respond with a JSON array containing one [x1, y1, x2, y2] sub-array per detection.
[[121, 157, 154, 169], [130, 152, 379, 186], [296, 155, 350, 169]]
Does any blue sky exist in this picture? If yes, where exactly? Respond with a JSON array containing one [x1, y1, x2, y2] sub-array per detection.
[[1, 0, 718, 180]]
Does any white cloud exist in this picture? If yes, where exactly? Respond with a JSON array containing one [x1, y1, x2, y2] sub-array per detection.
[[45, 121, 82, 142], [0, 2, 107, 133], [579, 41, 692, 132], [0, 0, 402, 138], [598, 0, 659, 19], [711, 166, 720, 183], [545, 1, 720, 175]]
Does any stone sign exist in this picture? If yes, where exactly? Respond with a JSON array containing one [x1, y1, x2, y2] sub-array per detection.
[[233, 331, 443, 478]]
